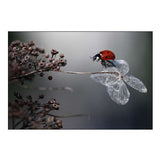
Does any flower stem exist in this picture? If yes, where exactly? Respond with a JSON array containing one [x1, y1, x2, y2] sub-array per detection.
[[10, 69, 120, 81], [59, 70, 120, 75], [47, 113, 90, 118]]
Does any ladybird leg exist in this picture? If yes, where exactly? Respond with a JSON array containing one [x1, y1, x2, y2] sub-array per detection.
[[101, 60, 107, 67], [107, 60, 116, 67]]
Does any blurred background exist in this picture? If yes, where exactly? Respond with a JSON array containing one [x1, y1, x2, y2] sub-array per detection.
[[8, 32, 152, 129]]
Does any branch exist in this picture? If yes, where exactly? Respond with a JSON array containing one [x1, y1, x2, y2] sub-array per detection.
[[47, 113, 90, 118], [10, 69, 120, 81], [58, 70, 120, 75], [10, 70, 38, 81]]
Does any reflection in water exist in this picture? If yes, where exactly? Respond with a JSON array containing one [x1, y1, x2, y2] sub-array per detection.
[[8, 32, 152, 129]]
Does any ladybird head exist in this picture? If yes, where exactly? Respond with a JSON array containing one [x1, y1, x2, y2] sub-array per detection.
[[92, 53, 101, 62]]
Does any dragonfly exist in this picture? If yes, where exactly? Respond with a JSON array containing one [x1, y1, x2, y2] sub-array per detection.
[[90, 59, 147, 105]]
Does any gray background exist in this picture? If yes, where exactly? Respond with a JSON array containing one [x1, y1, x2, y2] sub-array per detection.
[[8, 32, 152, 129]]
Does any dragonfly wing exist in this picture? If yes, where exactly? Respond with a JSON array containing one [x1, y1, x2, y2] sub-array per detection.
[[123, 75, 147, 93], [91, 67, 120, 86], [107, 80, 130, 105], [111, 60, 129, 76]]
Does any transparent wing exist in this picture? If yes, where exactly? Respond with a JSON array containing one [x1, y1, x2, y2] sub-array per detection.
[[91, 67, 130, 105], [111, 60, 129, 76], [90, 73, 119, 86], [123, 75, 147, 93], [91, 67, 120, 86], [107, 80, 130, 105]]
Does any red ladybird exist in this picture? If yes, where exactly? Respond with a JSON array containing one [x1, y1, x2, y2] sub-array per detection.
[[92, 50, 116, 67], [100, 50, 115, 60], [93, 50, 115, 61]]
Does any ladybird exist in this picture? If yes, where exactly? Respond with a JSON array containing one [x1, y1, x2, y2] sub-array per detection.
[[92, 50, 116, 67], [93, 50, 115, 61]]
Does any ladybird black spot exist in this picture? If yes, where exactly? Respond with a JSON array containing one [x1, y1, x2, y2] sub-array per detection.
[[107, 51, 110, 54], [106, 56, 108, 58]]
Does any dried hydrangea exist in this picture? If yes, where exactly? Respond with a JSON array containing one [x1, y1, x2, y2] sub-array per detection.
[[8, 93, 63, 129], [8, 40, 67, 84]]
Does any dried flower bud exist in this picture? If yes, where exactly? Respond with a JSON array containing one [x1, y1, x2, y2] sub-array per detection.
[[24, 55, 30, 61], [28, 41, 35, 46], [51, 49, 58, 56], [11, 40, 20, 47], [13, 47, 17, 52], [36, 47, 45, 53], [28, 47, 33, 52], [56, 119, 62, 123], [53, 104, 59, 110], [23, 43, 27, 47], [31, 51, 35, 55], [31, 51, 39, 57], [45, 53, 49, 58], [20, 42, 23, 48], [56, 120, 62, 128], [39, 94, 44, 99], [45, 63, 52, 69], [22, 47, 27, 51], [44, 107, 50, 112], [28, 63, 32, 68], [49, 57, 55, 63], [59, 53, 64, 58], [58, 59, 67, 66], [40, 49, 45, 53], [39, 61, 45, 68], [48, 98, 56, 104], [48, 76, 52, 80], [56, 66, 60, 71], [47, 116, 55, 123], [21, 51, 26, 55], [20, 42, 27, 48]]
